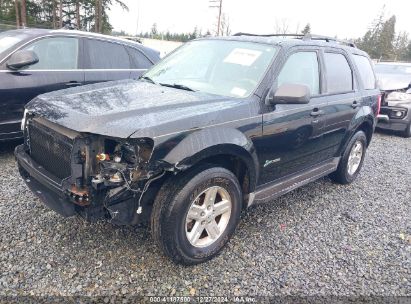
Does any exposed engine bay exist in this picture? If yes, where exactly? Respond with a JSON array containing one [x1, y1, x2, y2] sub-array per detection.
[[21, 115, 169, 225]]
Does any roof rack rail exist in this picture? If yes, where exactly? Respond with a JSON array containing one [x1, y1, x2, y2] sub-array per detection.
[[233, 32, 357, 48], [233, 32, 305, 38], [303, 34, 357, 48]]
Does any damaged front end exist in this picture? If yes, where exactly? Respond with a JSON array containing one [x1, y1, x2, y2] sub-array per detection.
[[377, 85, 411, 131], [15, 115, 167, 225]]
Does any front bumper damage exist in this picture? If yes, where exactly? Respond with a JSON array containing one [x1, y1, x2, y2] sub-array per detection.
[[15, 143, 161, 225], [377, 106, 410, 132], [377, 90, 411, 132]]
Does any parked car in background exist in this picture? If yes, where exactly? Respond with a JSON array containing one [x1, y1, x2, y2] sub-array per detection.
[[375, 62, 411, 137], [15, 34, 379, 264], [0, 29, 160, 141]]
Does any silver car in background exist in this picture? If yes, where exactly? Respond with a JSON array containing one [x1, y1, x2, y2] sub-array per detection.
[[376, 62, 411, 137]]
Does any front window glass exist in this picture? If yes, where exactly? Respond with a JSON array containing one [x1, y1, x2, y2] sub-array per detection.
[[277, 51, 320, 95], [24, 37, 79, 70], [144, 40, 278, 98]]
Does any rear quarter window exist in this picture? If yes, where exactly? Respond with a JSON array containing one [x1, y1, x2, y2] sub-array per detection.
[[353, 55, 376, 90], [126, 47, 153, 69]]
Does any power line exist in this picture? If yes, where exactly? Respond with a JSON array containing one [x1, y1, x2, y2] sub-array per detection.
[[209, 0, 222, 36]]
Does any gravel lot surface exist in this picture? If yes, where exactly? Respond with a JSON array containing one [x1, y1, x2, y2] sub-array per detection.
[[0, 133, 410, 299]]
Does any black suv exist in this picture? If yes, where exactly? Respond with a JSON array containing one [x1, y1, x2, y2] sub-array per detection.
[[0, 29, 160, 141], [15, 34, 380, 265]]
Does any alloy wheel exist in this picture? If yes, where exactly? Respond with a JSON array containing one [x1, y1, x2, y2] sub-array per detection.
[[185, 186, 232, 248]]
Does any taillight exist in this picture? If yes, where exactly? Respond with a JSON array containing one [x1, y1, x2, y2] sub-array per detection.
[[377, 94, 381, 115]]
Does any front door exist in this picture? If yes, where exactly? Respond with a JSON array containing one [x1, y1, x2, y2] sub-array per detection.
[[257, 49, 328, 185], [0, 36, 83, 139]]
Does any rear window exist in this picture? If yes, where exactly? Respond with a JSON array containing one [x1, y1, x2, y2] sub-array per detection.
[[353, 55, 376, 90], [85, 39, 130, 69], [324, 52, 353, 93]]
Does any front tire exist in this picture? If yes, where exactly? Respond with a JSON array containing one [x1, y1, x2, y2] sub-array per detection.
[[151, 164, 242, 265], [330, 130, 367, 184]]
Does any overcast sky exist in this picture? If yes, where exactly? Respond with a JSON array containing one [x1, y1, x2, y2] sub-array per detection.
[[109, 0, 411, 39]]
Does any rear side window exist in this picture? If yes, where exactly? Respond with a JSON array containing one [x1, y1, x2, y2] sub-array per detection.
[[324, 52, 353, 93], [85, 39, 130, 69], [353, 55, 376, 90], [277, 51, 320, 95], [24, 37, 79, 70], [126, 47, 153, 69]]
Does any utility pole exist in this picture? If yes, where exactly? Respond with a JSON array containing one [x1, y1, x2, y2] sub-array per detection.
[[209, 0, 222, 36]]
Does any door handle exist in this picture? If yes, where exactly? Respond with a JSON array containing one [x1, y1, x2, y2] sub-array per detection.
[[310, 108, 324, 117], [65, 81, 82, 87], [351, 101, 359, 109]]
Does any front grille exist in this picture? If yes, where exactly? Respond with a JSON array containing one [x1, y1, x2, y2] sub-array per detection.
[[28, 120, 73, 180]]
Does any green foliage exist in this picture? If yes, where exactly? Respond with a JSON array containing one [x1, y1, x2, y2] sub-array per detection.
[[301, 23, 311, 35], [0, 0, 128, 33], [141, 24, 205, 42], [356, 9, 410, 61]]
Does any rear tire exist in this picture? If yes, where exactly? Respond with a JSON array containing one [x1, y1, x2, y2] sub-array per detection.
[[330, 130, 367, 184], [151, 164, 242, 265]]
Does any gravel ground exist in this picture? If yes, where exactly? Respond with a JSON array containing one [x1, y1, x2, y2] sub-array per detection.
[[0, 133, 410, 299]]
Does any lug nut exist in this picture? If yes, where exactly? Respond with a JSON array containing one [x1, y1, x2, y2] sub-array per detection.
[[201, 212, 205, 216]]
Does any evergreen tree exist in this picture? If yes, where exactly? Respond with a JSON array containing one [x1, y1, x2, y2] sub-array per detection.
[[301, 23, 311, 35]]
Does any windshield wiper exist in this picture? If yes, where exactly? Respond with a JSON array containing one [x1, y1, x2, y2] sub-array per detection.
[[159, 83, 197, 92], [140, 76, 157, 84]]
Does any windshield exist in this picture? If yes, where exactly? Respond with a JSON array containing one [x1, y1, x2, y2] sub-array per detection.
[[0, 32, 30, 56], [144, 40, 278, 98], [375, 64, 411, 75]]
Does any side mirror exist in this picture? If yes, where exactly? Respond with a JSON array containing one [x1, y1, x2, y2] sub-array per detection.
[[266, 83, 311, 105], [6, 50, 39, 71]]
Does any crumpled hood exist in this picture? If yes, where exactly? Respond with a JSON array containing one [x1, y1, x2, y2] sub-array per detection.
[[26, 79, 246, 139], [378, 73, 411, 91]]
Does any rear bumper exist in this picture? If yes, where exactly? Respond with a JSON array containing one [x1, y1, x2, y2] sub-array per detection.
[[15, 144, 76, 217]]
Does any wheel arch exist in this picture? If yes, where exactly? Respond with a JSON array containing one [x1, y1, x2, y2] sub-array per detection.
[[155, 127, 259, 197], [338, 113, 375, 156]]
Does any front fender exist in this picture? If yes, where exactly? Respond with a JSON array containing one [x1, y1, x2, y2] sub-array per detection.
[[151, 127, 259, 190]]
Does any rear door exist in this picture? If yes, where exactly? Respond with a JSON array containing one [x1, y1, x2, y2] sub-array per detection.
[[259, 48, 329, 185], [320, 49, 361, 158], [83, 38, 132, 84], [0, 36, 83, 139]]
